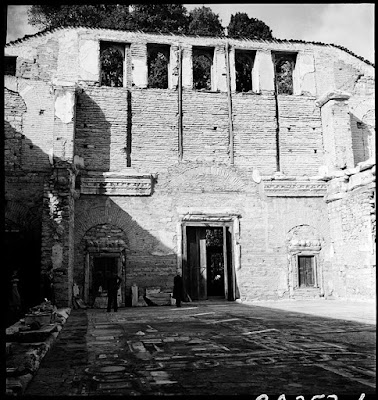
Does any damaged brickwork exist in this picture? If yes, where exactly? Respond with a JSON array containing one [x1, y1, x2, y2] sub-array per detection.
[[4, 27, 375, 306]]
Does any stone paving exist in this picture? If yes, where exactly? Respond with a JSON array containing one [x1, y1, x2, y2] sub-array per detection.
[[25, 300, 376, 397]]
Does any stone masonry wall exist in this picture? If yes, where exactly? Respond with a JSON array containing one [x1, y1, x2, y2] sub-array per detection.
[[4, 88, 26, 172], [5, 28, 375, 303], [5, 78, 55, 172], [324, 159, 375, 300], [74, 163, 330, 301]]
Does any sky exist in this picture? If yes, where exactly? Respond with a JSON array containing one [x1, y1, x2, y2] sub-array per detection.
[[6, 4, 375, 63]]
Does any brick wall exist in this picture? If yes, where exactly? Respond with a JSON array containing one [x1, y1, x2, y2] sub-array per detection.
[[75, 87, 128, 171], [75, 87, 324, 175], [233, 93, 276, 173], [278, 95, 323, 176]]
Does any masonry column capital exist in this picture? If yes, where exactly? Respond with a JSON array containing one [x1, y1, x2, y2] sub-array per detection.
[[315, 90, 351, 108]]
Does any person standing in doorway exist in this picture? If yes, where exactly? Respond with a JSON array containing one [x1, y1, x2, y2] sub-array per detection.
[[44, 266, 56, 305], [10, 270, 22, 316], [107, 271, 122, 312], [173, 272, 183, 307]]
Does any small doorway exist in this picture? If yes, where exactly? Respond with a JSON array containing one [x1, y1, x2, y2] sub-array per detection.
[[298, 256, 315, 287], [183, 225, 235, 301]]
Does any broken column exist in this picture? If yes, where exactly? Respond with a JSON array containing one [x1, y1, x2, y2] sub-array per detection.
[[315, 90, 354, 170]]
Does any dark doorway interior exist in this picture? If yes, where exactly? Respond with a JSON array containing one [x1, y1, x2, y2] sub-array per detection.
[[298, 256, 314, 287], [93, 256, 117, 295], [206, 228, 224, 296], [5, 229, 41, 326], [185, 225, 234, 301]]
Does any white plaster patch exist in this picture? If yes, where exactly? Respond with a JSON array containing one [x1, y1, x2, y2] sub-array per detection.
[[256, 50, 274, 91], [132, 58, 147, 87], [55, 90, 75, 123], [79, 40, 99, 80], [297, 53, 316, 95], [51, 243, 63, 269]]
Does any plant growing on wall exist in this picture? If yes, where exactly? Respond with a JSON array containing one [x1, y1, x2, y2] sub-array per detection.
[[274, 54, 296, 94]]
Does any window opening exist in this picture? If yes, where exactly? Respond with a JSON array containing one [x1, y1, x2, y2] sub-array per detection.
[[235, 50, 255, 92], [273, 53, 296, 95], [100, 42, 125, 87], [147, 44, 170, 89], [5, 56, 17, 76], [193, 47, 214, 90]]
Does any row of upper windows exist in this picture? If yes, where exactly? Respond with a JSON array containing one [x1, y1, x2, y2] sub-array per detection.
[[100, 41, 297, 95], [4, 42, 297, 95]]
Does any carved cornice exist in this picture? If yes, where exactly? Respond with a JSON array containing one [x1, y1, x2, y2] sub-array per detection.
[[263, 180, 327, 197], [80, 172, 154, 196]]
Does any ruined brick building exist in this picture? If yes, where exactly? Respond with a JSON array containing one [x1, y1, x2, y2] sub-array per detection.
[[4, 27, 375, 308]]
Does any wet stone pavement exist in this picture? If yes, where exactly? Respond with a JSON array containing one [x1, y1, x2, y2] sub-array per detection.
[[25, 301, 376, 397]]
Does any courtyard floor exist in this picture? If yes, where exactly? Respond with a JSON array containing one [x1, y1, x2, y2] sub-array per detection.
[[25, 299, 376, 397]]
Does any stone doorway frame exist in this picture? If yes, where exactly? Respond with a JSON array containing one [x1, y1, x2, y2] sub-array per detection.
[[177, 212, 241, 301], [288, 249, 323, 297]]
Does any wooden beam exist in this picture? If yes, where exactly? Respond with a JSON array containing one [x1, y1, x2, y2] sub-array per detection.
[[178, 47, 183, 160], [225, 42, 234, 165]]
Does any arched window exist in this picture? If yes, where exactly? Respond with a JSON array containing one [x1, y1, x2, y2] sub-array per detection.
[[148, 45, 169, 89], [235, 50, 255, 92], [100, 44, 124, 87], [193, 48, 213, 90]]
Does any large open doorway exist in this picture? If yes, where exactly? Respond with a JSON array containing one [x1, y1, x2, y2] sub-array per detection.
[[183, 224, 235, 301]]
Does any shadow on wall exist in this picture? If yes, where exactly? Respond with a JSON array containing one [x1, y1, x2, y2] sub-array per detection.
[[350, 112, 375, 166], [75, 89, 130, 172], [4, 120, 55, 324], [74, 196, 177, 306]]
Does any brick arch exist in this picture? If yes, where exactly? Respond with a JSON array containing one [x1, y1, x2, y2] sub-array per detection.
[[5, 200, 41, 232], [286, 224, 323, 243], [285, 208, 329, 243], [75, 203, 133, 245]]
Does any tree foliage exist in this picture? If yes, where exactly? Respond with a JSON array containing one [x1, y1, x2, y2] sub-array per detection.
[[193, 53, 212, 90], [28, 5, 274, 42], [129, 4, 189, 33], [188, 6, 224, 36], [235, 52, 253, 92], [228, 12, 273, 40], [148, 47, 169, 88], [28, 5, 131, 30], [100, 45, 124, 87]]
